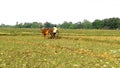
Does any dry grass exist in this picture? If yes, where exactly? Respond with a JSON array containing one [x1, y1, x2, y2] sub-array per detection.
[[0, 28, 120, 68]]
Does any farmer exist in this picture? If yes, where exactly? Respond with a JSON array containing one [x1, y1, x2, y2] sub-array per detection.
[[53, 25, 58, 38]]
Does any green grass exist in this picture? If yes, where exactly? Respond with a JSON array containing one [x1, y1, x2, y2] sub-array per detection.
[[0, 28, 120, 68]]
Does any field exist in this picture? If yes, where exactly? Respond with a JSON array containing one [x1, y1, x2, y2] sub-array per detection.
[[0, 28, 120, 68]]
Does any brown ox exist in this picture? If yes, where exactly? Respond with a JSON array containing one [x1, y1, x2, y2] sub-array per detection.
[[41, 28, 57, 39]]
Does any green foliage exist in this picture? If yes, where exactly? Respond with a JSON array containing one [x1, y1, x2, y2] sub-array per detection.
[[0, 24, 13, 28], [60, 21, 71, 29], [15, 22, 43, 28], [31, 22, 41, 28], [82, 19, 92, 29], [43, 22, 54, 28], [93, 18, 120, 29], [1, 17, 120, 29], [92, 19, 103, 29], [102, 18, 120, 29]]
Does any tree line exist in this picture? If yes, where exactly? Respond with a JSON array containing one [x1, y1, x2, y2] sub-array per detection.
[[0, 17, 120, 29]]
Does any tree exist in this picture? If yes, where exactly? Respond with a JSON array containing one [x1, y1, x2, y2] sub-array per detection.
[[23, 23, 32, 28], [38, 22, 43, 28], [74, 21, 83, 29], [0, 24, 13, 28], [0, 24, 6, 27], [60, 21, 70, 29], [16, 23, 23, 28], [44, 22, 54, 28], [92, 19, 103, 29], [82, 19, 92, 29], [102, 18, 120, 29], [31, 22, 40, 28], [68, 22, 74, 29]]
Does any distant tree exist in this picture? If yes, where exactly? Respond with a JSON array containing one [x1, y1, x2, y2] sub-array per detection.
[[44, 22, 54, 28], [23, 23, 32, 28], [31, 22, 40, 28], [69, 24, 75, 29], [74, 21, 83, 29], [0, 24, 13, 28], [68, 22, 74, 29], [0, 24, 6, 27], [60, 21, 70, 29], [102, 18, 120, 29], [16, 23, 23, 28], [1, 17, 120, 29], [92, 19, 103, 29], [82, 19, 92, 29], [39, 22, 43, 28]]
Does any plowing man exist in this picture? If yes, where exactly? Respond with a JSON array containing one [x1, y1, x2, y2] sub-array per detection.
[[53, 25, 58, 38], [41, 26, 58, 39]]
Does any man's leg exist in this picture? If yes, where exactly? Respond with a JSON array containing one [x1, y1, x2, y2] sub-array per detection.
[[53, 33, 56, 38]]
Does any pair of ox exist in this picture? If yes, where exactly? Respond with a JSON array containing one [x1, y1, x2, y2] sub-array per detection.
[[41, 28, 58, 39]]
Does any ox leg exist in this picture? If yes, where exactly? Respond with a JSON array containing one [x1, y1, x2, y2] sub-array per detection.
[[44, 34, 46, 38], [50, 33, 53, 39]]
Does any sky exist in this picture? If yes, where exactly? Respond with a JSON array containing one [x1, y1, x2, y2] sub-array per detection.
[[0, 0, 120, 25]]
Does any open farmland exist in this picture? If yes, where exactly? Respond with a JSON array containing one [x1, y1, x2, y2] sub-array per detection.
[[0, 28, 120, 68]]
